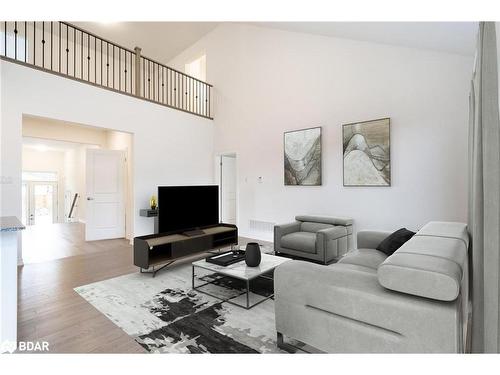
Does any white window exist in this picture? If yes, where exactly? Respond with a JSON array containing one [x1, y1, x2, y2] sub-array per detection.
[[185, 54, 206, 82]]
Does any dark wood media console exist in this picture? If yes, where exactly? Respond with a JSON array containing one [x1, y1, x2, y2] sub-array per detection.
[[134, 224, 238, 276]]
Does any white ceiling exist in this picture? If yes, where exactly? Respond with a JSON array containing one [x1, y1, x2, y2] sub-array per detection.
[[72, 22, 477, 66], [74, 22, 219, 63], [254, 22, 478, 56]]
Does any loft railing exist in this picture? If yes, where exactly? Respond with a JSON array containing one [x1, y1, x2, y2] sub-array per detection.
[[0, 21, 213, 119]]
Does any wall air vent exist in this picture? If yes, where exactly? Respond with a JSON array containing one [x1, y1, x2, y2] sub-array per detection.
[[249, 219, 275, 233]]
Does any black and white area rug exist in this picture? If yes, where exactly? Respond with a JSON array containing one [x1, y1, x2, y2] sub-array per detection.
[[75, 248, 288, 353]]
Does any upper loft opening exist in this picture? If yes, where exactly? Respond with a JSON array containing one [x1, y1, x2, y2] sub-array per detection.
[[0, 21, 213, 119]]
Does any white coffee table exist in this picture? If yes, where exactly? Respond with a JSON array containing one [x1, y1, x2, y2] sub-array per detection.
[[192, 253, 291, 309]]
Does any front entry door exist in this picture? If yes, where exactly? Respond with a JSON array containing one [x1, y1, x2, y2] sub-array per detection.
[[22, 181, 58, 226], [85, 149, 125, 241]]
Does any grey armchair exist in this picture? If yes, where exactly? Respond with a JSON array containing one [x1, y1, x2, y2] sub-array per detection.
[[274, 215, 353, 264]]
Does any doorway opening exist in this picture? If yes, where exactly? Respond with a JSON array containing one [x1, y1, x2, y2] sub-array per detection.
[[22, 177, 58, 226], [215, 153, 237, 225], [21, 115, 134, 264]]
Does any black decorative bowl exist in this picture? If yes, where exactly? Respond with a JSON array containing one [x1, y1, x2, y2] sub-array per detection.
[[245, 242, 261, 267]]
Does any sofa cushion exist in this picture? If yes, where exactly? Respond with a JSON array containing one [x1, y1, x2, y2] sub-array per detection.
[[378, 252, 462, 301], [377, 222, 468, 301], [295, 215, 353, 226], [416, 221, 469, 248], [280, 232, 317, 254], [376, 228, 416, 256], [338, 249, 388, 269], [300, 222, 334, 233]]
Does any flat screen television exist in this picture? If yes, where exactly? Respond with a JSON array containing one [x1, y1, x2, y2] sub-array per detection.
[[157, 185, 219, 233]]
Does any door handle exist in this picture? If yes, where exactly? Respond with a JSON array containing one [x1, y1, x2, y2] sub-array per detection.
[[87, 197, 94, 201]]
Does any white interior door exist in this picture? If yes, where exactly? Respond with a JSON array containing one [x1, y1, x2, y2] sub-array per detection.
[[220, 155, 237, 224], [85, 149, 125, 241]]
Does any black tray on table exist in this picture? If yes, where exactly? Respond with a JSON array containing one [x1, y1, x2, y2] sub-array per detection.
[[206, 250, 246, 266]]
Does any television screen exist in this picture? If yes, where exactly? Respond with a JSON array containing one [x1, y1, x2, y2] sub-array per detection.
[[158, 185, 219, 233]]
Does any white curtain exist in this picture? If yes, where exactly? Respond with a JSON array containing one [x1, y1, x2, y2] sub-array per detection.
[[469, 21, 500, 353]]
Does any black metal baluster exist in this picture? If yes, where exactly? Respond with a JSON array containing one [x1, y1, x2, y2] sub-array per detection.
[[14, 22, 17, 60], [33, 21, 35, 65], [123, 50, 126, 92], [73, 27, 76, 77], [208, 85, 211, 118], [94, 37, 96, 83], [106, 42, 109, 87], [66, 24, 69, 74], [41, 22, 45, 67], [161, 66, 164, 103], [119, 48, 121, 91], [167, 68, 170, 105], [196, 80, 199, 114], [4, 22, 6, 57], [58, 22, 61, 71], [174, 72, 177, 107], [142, 58, 145, 97], [187, 77, 189, 111], [87, 33, 90, 81], [100, 40, 103, 85], [50, 22, 53, 70], [202, 83, 205, 116], [112, 45, 115, 88], [178, 73, 181, 108], [25, 22, 27, 62], [80, 30, 83, 79], [153, 62, 156, 101], [148, 59, 150, 99]]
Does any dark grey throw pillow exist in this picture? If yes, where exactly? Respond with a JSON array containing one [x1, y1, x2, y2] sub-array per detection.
[[376, 228, 416, 256]]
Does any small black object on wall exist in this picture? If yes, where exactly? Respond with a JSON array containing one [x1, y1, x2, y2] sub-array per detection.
[[245, 242, 261, 267]]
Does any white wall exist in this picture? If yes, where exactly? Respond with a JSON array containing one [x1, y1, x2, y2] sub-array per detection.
[[0, 61, 214, 237], [169, 24, 474, 240], [23, 115, 108, 147]]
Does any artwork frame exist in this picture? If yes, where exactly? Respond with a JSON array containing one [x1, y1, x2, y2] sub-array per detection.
[[342, 118, 391, 187], [284, 126, 322, 186]]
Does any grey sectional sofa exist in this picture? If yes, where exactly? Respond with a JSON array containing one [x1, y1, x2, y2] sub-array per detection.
[[274, 221, 469, 353], [274, 215, 353, 264]]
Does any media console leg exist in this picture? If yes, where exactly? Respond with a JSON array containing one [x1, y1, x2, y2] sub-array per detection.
[[192, 265, 195, 289]]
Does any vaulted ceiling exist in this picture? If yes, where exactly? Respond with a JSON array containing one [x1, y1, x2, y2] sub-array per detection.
[[73, 22, 477, 66]]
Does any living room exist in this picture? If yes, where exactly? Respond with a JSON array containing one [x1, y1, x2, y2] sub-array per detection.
[[1, 0, 500, 374]]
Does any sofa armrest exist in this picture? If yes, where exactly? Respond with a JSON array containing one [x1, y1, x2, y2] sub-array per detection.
[[317, 226, 347, 241], [274, 222, 301, 249], [274, 222, 301, 237], [357, 230, 392, 249]]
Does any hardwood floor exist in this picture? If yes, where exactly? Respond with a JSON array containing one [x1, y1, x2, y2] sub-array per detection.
[[18, 223, 268, 353], [18, 223, 145, 353], [22, 223, 127, 264]]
